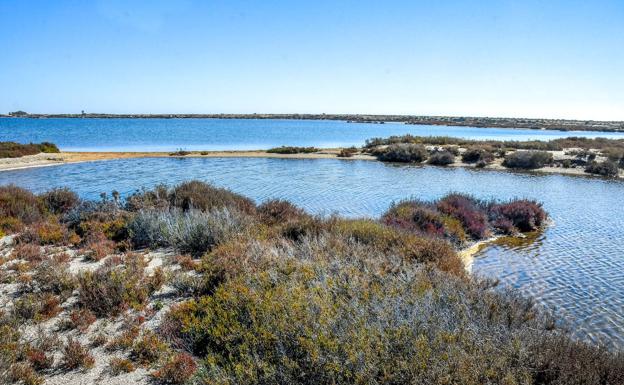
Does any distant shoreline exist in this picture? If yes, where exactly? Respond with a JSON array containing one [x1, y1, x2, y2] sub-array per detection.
[[2, 113, 623, 132]]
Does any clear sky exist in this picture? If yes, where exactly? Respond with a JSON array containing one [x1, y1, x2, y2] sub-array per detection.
[[1, 0, 623, 120]]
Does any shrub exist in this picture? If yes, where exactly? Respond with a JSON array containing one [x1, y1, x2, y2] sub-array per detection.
[[10, 243, 43, 263], [169, 149, 190, 156], [161, 256, 597, 385], [337, 147, 358, 158], [40, 187, 79, 214], [257, 199, 307, 225], [20, 218, 69, 245], [8, 362, 44, 385], [61, 338, 95, 370], [26, 347, 53, 371], [152, 352, 197, 384], [427, 150, 455, 166], [461, 146, 495, 164], [77, 257, 152, 317], [169, 181, 256, 214], [129, 208, 247, 256], [131, 331, 168, 365], [437, 194, 489, 239], [109, 357, 135, 375], [490, 200, 547, 232], [68, 308, 97, 332], [377, 143, 428, 163], [503, 151, 553, 169], [0, 141, 59, 158], [266, 146, 318, 154], [31, 258, 75, 299], [585, 160, 620, 177], [0, 185, 45, 224]]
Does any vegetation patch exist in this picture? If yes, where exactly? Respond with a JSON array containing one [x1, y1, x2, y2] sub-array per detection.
[[266, 146, 318, 154], [0, 142, 59, 158]]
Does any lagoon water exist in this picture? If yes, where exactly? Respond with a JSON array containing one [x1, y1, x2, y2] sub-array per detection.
[[2, 118, 624, 152], [1, 157, 623, 349]]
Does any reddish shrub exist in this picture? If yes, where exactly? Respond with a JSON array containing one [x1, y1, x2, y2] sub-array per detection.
[[0, 185, 45, 224], [152, 352, 197, 384], [258, 199, 307, 225], [490, 200, 546, 232], [61, 338, 95, 370], [69, 308, 97, 332], [11, 243, 43, 263], [26, 347, 54, 371], [437, 194, 489, 239]]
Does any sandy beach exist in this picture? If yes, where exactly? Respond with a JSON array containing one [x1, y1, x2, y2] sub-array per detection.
[[0, 149, 620, 179]]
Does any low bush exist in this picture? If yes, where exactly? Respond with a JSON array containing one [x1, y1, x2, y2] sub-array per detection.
[[169, 180, 256, 214], [40, 187, 79, 214], [169, 149, 190, 156], [437, 194, 489, 239], [77, 256, 152, 317], [377, 143, 428, 163], [490, 200, 547, 233], [152, 352, 197, 384], [266, 146, 318, 154], [68, 308, 97, 332], [461, 146, 495, 164], [61, 338, 95, 371], [427, 150, 455, 166], [503, 150, 553, 169], [0, 141, 59, 158], [25, 347, 53, 371], [129, 208, 247, 256], [337, 147, 358, 158], [8, 362, 44, 385], [109, 357, 135, 375], [131, 331, 168, 365], [0, 185, 45, 224], [585, 160, 620, 177], [257, 199, 307, 225]]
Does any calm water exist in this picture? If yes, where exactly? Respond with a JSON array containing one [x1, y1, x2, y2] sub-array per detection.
[[2, 118, 624, 152], [1, 157, 623, 349]]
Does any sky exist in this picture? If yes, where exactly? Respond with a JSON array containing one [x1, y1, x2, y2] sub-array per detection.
[[1, 0, 623, 120]]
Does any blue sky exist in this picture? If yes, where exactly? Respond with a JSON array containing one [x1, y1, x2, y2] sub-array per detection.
[[1, 0, 623, 119]]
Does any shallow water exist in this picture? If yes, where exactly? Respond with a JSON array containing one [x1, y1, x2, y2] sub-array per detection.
[[1, 157, 623, 349], [2, 118, 624, 152]]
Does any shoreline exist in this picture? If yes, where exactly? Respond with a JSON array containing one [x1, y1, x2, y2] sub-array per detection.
[[2, 114, 623, 132], [0, 150, 621, 180]]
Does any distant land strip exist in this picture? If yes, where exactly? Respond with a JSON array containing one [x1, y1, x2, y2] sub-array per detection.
[[3, 111, 624, 132]]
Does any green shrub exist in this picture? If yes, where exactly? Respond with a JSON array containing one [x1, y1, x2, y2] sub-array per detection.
[[152, 352, 197, 384], [377, 143, 428, 163], [503, 151, 553, 169], [0, 141, 59, 158], [585, 160, 620, 177]]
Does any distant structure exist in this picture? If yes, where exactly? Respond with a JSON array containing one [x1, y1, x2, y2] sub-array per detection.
[[8, 110, 28, 117]]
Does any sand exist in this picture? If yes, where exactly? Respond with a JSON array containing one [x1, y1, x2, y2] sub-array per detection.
[[0, 149, 620, 179]]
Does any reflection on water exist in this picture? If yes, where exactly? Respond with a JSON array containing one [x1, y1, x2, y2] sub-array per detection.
[[1, 157, 623, 349]]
